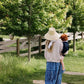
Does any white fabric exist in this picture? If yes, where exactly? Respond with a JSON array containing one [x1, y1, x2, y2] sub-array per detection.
[[48, 41, 55, 49]]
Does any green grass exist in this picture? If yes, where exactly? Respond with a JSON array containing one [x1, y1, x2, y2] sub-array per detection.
[[64, 57, 84, 73], [8, 43, 16, 47], [62, 74, 84, 84], [76, 40, 84, 50], [64, 49, 84, 73], [0, 53, 46, 84], [0, 49, 84, 84], [0, 35, 25, 39], [69, 39, 84, 50]]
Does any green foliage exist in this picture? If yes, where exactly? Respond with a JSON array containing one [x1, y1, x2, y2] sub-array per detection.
[[76, 40, 84, 50], [66, 0, 84, 32], [42, 0, 72, 33], [0, 0, 84, 36], [0, 0, 21, 35], [0, 0, 46, 36], [0, 0, 73, 36], [66, 49, 84, 57], [69, 39, 84, 50]]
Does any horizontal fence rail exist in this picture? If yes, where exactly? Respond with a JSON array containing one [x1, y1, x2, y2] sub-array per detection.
[[0, 32, 83, 56]]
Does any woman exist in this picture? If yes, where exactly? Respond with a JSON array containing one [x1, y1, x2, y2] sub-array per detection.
[[44, 27, 63, 84]]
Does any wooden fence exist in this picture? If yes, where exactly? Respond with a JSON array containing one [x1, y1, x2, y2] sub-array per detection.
[[0, 32, 83, 56], [0, 38, 27, 53]]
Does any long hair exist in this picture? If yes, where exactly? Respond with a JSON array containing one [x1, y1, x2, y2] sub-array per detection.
[[46, 40, 54, 52]]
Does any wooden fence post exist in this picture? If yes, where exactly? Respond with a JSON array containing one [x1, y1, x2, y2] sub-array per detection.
[[16, 38, 20, 56], [39, 36, 42, 54], [81, 32, 84, 40]]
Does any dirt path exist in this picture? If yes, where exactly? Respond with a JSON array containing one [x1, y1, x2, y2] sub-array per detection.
[[33, 80, 67, 84], [33, 71, 84, 84], [64, 71, 84, 75]]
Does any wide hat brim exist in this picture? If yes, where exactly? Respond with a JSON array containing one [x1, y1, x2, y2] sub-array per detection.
[[44, 32, 59, 40]]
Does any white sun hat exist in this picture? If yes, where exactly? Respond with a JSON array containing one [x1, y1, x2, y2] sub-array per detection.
[[44, 27, 59, 40]]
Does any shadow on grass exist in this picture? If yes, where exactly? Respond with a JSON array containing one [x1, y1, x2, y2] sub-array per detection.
[[62, 74, 84, 84], [31, 52, 45, 59]]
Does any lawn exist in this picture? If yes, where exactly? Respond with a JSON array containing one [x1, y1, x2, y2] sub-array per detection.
[[0, 49, 84, 84], [64, 50, 84, 73], [0, 53, 46, 84], [0, 34, 25, 40]]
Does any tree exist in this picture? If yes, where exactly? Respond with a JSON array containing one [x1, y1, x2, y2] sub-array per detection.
[[0, 0, 72, 61], [0, 0, 46, 61], [0, 0, 7, 33], [65, 0, 84, 52], [43, 0, 72, 32]]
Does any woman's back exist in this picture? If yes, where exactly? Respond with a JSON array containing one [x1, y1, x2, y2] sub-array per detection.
[[44, 39, 63, 62]]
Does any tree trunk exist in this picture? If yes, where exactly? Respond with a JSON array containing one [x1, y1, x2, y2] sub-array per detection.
[[73, 32, 76, 52], [81, 32, 84, 40], [16, 38, 20, 56], [27, 36, 31, 62], [27, 3, 32, 61], [39, 36, 42, 54]]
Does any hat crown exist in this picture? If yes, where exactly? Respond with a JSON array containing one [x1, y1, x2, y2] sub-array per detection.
[[44, 27, 59, 40], [48, 27, 56, 35]]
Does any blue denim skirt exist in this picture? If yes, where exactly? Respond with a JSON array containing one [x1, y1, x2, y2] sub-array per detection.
[[45, 62, 60, 84]]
